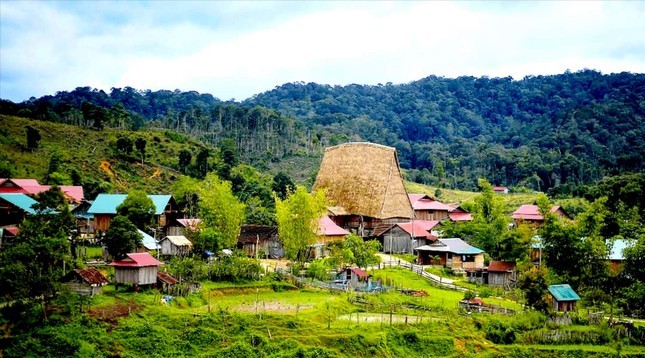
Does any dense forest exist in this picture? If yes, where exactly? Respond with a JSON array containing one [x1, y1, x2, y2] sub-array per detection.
[[1, 70, 643, 192]]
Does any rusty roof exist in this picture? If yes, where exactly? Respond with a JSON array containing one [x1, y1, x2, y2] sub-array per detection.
[[487, 260, 516, 272], [72, 267, 109, 285], [238, 225, 278, 243], [157, 271, 179, 285]]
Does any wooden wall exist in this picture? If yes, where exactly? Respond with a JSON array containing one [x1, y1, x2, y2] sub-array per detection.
[[115, 266, 158, 285]]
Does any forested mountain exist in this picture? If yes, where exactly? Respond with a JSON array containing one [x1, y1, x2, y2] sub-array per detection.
[[246, 70, 645, 192], [1, 70, 643, 192]]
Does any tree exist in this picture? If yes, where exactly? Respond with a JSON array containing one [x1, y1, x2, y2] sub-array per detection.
[[135, 137, 147, 164], [275, 186, 327, 265], [115, 137, 133, 158], [0, 207, 70, 305], [342, 234, 382, 269], [272, 172, 295, 200], [26, 126, 41, 151], [518, 265, 550, 312], [116, 190, 155, 229], [171, 175, 201, 218], [461, 178, 508, 258], [179, 149, 192, 173], [195, 148, 210, 178], [103, 216, 142, 260], [198, 173, 245, 250], [497, 223, 533, 262]]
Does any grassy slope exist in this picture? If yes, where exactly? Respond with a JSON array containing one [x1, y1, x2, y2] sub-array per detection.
[[51, 268, 643, 357], [0, 115, 210, 193]]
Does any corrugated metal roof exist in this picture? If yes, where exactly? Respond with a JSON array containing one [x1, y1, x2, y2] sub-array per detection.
[[318, 216, 350, 236], [415, 238, 484, 255], [157, 271, 179, 285], [163, 236, 192, 246], [610, 239, 631, 261], [548, 284, 580, 302], [488, 260, 516, 272], [449, 212, 473, 221], [0, 193, 38, 214], [88, 194, 171, 215], [72, 267, 109, 285], [138, 229, 158, 250], [110, 252, 162, 267]]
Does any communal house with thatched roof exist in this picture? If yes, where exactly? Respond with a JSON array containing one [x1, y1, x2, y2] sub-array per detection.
[[313, 142, 414, 238]]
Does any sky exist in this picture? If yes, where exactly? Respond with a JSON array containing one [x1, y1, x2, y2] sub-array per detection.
[[1, 1, 644, 103]]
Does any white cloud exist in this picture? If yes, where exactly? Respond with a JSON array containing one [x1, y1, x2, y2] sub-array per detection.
[[1, 1, 643, 102]]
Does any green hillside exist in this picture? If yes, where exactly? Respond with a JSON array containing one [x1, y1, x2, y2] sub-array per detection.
[[0, 115, 210, 195]]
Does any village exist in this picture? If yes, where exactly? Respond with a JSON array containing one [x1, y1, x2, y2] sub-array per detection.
[[0, 142, 643, 356]]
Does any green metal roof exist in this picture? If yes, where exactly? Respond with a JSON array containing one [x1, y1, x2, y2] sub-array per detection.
[[0, 193, 38, 214], [548, 284, 580, 302], [88, 194, 171, 215]]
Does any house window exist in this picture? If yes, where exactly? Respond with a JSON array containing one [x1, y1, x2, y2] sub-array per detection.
[[462, 255, 475, 262]]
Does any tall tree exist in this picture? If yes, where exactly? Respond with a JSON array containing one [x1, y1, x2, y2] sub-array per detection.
[[198, 173, 245, 250], [103, 216, 142, 260], [134, 137, 147, 164], [116, 190, 156, 229], [272, 172, 295, 200], [25, 126, 41, 151], [275, 186, 327, 265], [178, 149, 192, 173]]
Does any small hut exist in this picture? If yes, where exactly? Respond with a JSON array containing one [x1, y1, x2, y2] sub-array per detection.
[[237, 225, 281, 258], [376, 220, 439, 254], [415, 238, 484, 270], [342, 267, 371, 287], [62, 267, 109, 296], [110, 252, 162, 289], [156, 271, 179, 293], [548, 284, 580, 312], [159, 235, 192, 256], [487, 260, 517, 288]]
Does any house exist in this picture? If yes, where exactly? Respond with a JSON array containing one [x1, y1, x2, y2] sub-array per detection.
[[548, 284, 580, 312], [341, 267, 371, 288], [109, 252, 163, 290], [62, 267, 109, 296], [88, 194, 178, 233], [159, 235, 192, 256], [312, 216, 351, 258], [408, 194, 454, 221], [71, 199, 95, 239], [0, 178, 84, 204], [487, 260, 517, 288], [493, 186, 509, 194], [237, 225, 282, 258], [166, 218, 202, 236], [415, 238, 485, 271], [0, 193, 38, 226], [313, 142, 414, 238], [375, 220, 440, 254], [512, 205, 571, 226]]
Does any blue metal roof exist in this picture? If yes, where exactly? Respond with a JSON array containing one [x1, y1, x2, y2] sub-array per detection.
[[88, 194, 171, 215], [548, 284, 580, 302], [610, 239, 631, 261], [415, 238, 484, 255], [0, 193, 38, 214]]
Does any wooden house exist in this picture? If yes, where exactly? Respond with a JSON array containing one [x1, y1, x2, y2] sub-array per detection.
[[609, 238, 631, 271], [0, 193, 38, 227], [237, 225, 282, 258], [313, 143, 414, 238], [159, 235, 192, 256], [548, 284, 580, 312], [512, 205, 571, 226], [62, 267, 109, 296], [375, 220, 440, 254], [447, 205, 473, 222], [493, 186, 509, 194], [166, 218, 202, 236], [415, 238, 485, 271], [342, 267, 371, 287], [138, 229, 159, 252], [72, 199, 95, 239], [0, 178, 84, 204], [88, 194, 178, 233], [408, 194, 453, 221], [487, 260, 517, 288], [109, 252, 162, 289]]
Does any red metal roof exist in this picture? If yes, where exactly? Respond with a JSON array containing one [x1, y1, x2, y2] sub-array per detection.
[[488, 260, 516, 272], [349, 267, 369, 278], [177, 218, 201, 228], [409, 194, 454, 211], [318, 216, 350, 236], [109, 252, 162, 267], [3, 226, 19, 236], [396, 220, 439, 239], [449, 212, 472, 221], [512, 205, 563, 221], [493, 186, 508, 191], [0, 179, 84, 203]]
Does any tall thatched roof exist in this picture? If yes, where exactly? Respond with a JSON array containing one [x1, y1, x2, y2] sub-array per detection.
[[313, 142, 413, 219]]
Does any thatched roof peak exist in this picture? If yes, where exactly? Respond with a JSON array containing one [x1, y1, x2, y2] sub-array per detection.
[[314, 142, 413, 220]]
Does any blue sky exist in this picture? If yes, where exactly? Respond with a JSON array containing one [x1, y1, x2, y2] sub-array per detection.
[[1, 1, 643, 102]]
